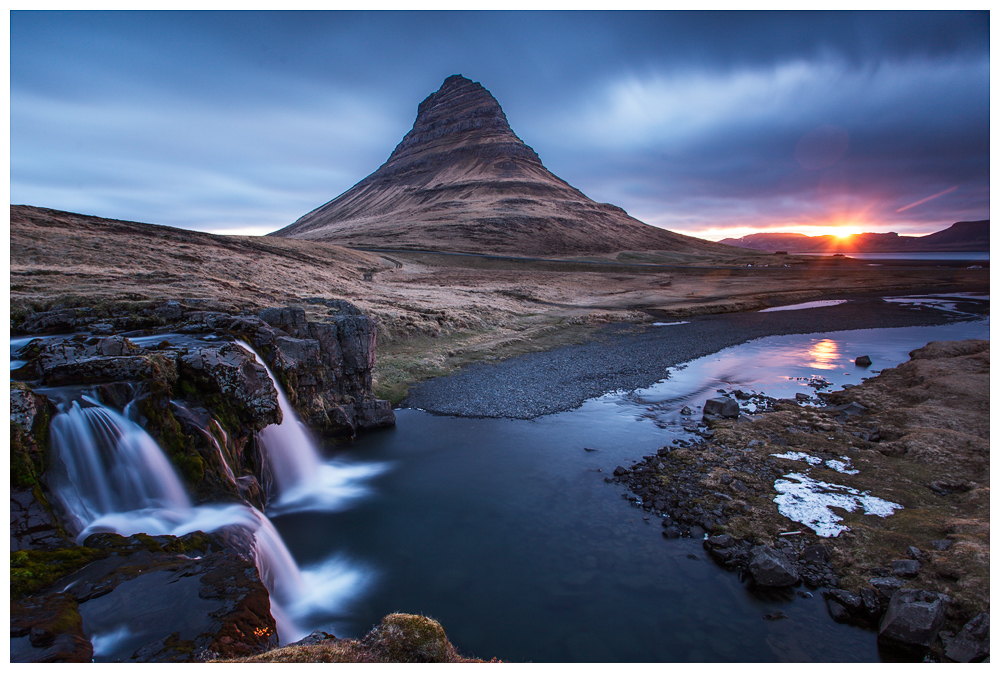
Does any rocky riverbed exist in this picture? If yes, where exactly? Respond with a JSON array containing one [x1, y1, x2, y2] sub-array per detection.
[[609, 339, 989, 662], [402, 291, 988, 418]]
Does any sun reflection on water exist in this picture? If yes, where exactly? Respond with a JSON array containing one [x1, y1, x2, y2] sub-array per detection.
[[805, 338, 840, 370]]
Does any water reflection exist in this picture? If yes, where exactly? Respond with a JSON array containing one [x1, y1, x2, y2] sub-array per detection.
[[805, 338, 840, 370]]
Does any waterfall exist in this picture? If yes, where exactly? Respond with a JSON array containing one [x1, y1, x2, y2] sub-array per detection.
[[48, 400, 192, 535], [45, 394, 368, 645], [235, 341, 387, 514]]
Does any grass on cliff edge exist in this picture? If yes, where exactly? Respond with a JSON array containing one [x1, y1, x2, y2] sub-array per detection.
[[221, 613, 491, 663]]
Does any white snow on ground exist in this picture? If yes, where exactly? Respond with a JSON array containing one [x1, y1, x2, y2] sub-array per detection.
[[771, 451, 822, 465], [772, 451, 860, 474], [773, 472, 902, 537], [824, 458, 860, 475]]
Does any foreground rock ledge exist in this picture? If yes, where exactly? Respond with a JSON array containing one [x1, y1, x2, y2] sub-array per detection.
[[221, 613, 487, 663]]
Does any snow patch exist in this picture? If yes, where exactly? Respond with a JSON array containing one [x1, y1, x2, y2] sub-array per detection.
[[773, 473, 902, 537]]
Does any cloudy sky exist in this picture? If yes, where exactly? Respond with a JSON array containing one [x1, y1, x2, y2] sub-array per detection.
[[10, 10, 990, 240]]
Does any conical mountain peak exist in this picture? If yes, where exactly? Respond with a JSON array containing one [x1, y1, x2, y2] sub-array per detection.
[[274, 76, 730, 258], [379, 75, 542, 178]]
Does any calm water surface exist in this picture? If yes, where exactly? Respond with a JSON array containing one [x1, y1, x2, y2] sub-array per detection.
[[271, 316, 989, 662]]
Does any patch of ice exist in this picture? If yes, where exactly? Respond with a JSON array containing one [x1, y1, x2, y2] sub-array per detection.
[[771, 451, 822, 466], [652, 321, 690, 326], [773, 472, 902, 537], [759, 300, 848, 313]]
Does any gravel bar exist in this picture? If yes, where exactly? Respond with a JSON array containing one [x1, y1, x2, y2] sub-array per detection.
[[401, 290, 989, 419]]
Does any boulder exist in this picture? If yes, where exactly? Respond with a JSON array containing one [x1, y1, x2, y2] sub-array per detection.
[[877, 589, 948, 658], [870, 575, 907, 599], [942, 612, 990, 662], [703, 397, 740, 419], [891, 559, 921, 578], [855, 355, 873, 367], [803, 544, 830, 564], [748, 545, 800, 587]]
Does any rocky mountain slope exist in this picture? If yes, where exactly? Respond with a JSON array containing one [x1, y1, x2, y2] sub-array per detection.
[[719, 220, 990, 253], [272, 75, 735, 258]]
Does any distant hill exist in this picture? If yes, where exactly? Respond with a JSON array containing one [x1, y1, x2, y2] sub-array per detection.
[[272, 75, 737, 258], [719, 220, 989, 253]]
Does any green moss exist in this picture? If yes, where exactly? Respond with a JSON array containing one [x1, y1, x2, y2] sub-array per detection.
[[134, 382, 205, 486], [10, 393, 53, 488], [10, 547, 109, 598]]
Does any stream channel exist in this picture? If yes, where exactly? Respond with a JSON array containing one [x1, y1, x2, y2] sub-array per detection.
[[270, 295, 989, 662]]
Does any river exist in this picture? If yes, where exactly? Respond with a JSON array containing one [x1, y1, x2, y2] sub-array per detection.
[[268, 306, 989, 662]]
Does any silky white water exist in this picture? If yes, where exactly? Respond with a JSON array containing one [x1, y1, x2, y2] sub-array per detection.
[[46, 382, 376, 646], [236, 341, 387, 515]]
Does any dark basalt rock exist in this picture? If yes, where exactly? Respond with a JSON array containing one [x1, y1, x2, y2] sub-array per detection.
[[877, 589, 948, 659], [942, 612, 990, 662], [748, 545, 800, 588], [10, 487, 72, 551], [179, 342, 282, 432], [703, 397, 740, 419], [11, 592, 93, 663], [45, 530, 278, 662], [891, 559, 921, 578]]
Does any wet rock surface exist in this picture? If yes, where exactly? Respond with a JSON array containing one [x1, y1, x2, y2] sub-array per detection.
[[11, 592, 93, 663], [941, 612, 990, 662], [16, 531, 279, 662]]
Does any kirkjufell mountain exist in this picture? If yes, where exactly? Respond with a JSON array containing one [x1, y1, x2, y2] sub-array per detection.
[[273, 75, 733, 257]]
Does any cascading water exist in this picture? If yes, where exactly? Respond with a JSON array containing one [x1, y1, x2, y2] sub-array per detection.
[[48, 400, 192, 535], [46, 388, 373, 646], [235, 341, 387, 514]]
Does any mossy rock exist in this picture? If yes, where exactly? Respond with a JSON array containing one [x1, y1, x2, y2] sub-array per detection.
[[10, 547, 110, 599], [362, 613, 460, 663]]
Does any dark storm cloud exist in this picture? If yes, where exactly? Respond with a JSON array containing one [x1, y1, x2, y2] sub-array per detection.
[[10, 10, 990, 237]]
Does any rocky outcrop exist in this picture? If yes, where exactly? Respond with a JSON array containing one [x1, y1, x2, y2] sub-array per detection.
[[179, 342, 282, 432], [228, 613, 481, 663], [12, 334, 177, 387], [10, 299, 396, 660], [248, 304, 394, 436]]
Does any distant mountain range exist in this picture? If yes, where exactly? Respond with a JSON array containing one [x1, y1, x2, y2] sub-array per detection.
[[719, 220, 989, 254], [272, 75, 734, 258]]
